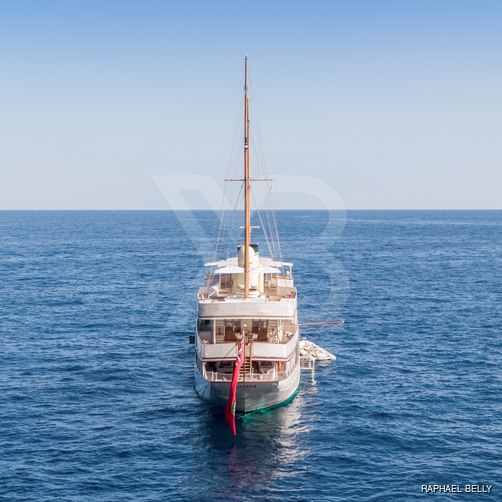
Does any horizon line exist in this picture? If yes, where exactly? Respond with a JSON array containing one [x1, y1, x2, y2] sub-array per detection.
[[0, 208, 500, 212]]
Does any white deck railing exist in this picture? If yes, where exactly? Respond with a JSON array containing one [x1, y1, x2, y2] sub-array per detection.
[[198, 286, 297, 300], [203, 368, 292, 383]]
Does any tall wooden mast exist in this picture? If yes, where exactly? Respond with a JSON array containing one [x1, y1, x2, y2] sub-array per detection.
[[244, 56, 251, 299]]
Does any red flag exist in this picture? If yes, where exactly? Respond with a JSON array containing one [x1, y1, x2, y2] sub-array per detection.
[[225, 336, 245, 436]]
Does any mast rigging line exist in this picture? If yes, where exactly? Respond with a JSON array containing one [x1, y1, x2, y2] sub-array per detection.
[[219, 185, 244, 263], [208, 57, 284, 282], [248, 73, 283, 266], [251, 190, 277, 265], [208, 65, 250, 269], [208, 86, 245, 269]]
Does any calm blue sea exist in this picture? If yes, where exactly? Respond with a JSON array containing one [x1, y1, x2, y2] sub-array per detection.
[[1, 210, 500, 501]]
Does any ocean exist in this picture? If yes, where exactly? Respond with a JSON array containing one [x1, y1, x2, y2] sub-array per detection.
[[1, 210, 500, 501]]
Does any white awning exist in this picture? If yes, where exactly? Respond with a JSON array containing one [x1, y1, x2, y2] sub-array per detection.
[[213, 265, 244, 274], [250, 265, 281, 274], [205, 257, 293, 268], [258, 257, 294, 268]]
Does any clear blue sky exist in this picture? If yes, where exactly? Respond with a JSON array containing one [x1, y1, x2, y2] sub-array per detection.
[[1, 0, 500, 209]]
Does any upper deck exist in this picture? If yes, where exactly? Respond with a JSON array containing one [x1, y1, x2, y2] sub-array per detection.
[[198, 256, 297, 318], [199, 257, 295, 300]]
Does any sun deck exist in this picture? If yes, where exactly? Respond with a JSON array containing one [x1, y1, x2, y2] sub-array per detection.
[[200, 256, 296, 301], [198, 283, 297, 301]]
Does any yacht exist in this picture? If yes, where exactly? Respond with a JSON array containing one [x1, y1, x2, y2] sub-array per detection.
[[194, 57, 300, 417]]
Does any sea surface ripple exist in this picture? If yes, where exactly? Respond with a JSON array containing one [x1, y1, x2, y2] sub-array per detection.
[[0, 210, 500, 501]]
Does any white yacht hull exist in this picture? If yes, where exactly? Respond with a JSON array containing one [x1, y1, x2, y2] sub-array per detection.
[[194, 364, 301, 413]]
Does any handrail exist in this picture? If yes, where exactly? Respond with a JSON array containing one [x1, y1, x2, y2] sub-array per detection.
[[197, 329, 297, 346], [203, 367, 293, 383]]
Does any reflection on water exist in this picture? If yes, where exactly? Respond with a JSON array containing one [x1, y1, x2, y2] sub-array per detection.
[[185, 390, 313, 498]]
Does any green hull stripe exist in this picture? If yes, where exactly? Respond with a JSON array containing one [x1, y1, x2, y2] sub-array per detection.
[[242, 385, 300, 416]]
